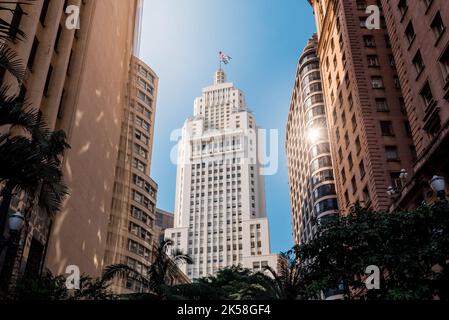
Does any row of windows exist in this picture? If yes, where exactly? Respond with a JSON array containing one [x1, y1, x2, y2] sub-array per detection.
[[130, 206, 154, 228], [129, 221, 152, 243], [132, 190, 153, 210], [128, 239, 151, 261]]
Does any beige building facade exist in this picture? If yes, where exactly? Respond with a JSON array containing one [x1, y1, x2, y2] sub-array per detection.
[[1, 0, 144, 280], [104, 57, 159, 293], [380, 0, 449, 209], [308, 0, 416, 214]]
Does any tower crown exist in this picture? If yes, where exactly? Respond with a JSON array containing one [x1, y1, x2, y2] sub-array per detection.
[[214, 69, 226, 85]]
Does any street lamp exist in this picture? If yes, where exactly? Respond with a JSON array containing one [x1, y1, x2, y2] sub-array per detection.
[[430, 175, 446, 200], [387, 186, 397, 197], [399, 169, 408, 187], [8, 211, 25, 234], [0, 211, 25, 252], [0, 210, 25, 290]]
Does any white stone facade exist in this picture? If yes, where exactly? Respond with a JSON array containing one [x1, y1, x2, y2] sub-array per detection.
[[165, 69, 278, 279]]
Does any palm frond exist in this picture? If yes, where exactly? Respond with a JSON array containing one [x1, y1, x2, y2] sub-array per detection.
[[0, 1, 36, 42], [0, 86, 38, 130], [101, 264, 148, 285], [0, 43, 25, 82]]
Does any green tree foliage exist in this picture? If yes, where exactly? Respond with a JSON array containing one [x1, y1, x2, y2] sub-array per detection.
[[102, 239, 193, 300], [175, 266, 273, 300], [3, 270, 115, 301], [297, 202, 449, 300]]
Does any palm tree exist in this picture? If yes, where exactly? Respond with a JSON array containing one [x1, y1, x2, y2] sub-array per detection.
[[0, 0, 68, 235], [0, 1, 30, 42], [0, 1, 35, 83], [102, 239, 193, 300], [257, 249, 306, 300], [0, 118, 70, 230], [0, 121, 70, 290]]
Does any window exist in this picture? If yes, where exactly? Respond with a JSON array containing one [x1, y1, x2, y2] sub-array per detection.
[[394, 77, 401, 89], [39, 0, 50, 26], [376, 98, 389, 112], [380, 121, 394, 136], [9, 4, 24, 40], [422, 0, 433, 9], [404, 121, 412, 137], [351, 114, 357, 132], [389, 55, 396, 68], [348, 153, 353, 169], [359, 160, 366, 178], [405, 22, 416, 45], [363, 35, 375, 47], [367, 55, 379, 67], [359, 17, 367, 28], [341, 167, 346, 184], [371, 76, 384, 89], [355, 136, 361, 154], [53, 27, 62, 54], [398, 0, 408, 18], [440, 45, 449, 80], [385, 146, 399, 161], [431, 12, 445, 39], [133, 158, 146, 173], [27, 37, 39, 71], [351, 176, 357, 193], [356, 0, 366, 10], [363, 186, 371, 204], [344, 190, 350, 205], [315, 198, 338, 215], [313, 184, 336, 201], [311, 170, 334, 187], [385, 34, 392, 48], [412, 50, 424, 75], [420, 82, 434, 108], [43, 65, 53, 97]]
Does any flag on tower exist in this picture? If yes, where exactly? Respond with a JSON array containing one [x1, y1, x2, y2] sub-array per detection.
[[219, 51, 232, 64]]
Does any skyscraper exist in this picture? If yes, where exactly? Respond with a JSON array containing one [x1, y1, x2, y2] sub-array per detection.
[[308, 0, 416, 214], [165, 69, 278, 279], [0, 0, 144, 280], [286, 34, 339, 245], [380, 0, 449, 209], [103, 57, 159, 294]]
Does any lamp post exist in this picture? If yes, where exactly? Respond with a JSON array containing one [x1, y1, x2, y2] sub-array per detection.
[[430, 176, 447, 200], [0, 210, 25, 290], [399, 169, 408, 188], [387, 186, 397, 197], [0, 211, 25, 252]]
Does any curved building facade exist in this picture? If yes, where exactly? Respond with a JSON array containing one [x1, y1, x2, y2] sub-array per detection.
[[286, 34, 339, 245], [104, 56, 159, 293]]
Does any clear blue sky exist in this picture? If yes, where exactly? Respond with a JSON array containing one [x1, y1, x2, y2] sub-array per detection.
[[139, 0, 316, 253]]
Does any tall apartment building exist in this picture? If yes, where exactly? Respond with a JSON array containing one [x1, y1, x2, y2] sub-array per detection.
[[308, 0, 416, 213], [286, 34, 339, 245], [155, 208, 174, 244], [380, 0, 449, 209], [165, 69, 278, 279], [103, 57, 159, 294], [0, 0, 143, 280]]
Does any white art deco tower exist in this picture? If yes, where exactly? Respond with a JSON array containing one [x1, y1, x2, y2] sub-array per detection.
[[165, 69, 278, 279]]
